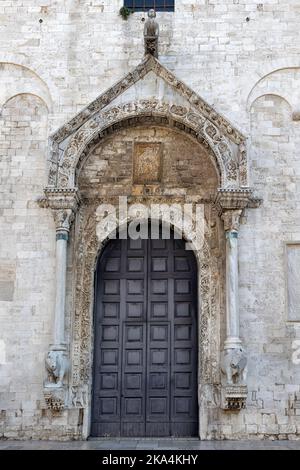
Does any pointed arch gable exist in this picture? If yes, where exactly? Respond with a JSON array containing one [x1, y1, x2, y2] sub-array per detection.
[[47, 56, 249, 191]]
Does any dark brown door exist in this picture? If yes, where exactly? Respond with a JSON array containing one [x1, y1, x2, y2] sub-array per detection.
[[91, 233, 198, 437]]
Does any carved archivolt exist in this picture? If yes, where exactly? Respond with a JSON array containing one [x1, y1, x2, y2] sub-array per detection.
[[46, 55, 249, 191], [49, 100, 246, 190]]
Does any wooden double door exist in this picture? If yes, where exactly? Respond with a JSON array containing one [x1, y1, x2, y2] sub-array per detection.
[[91, 233, 198, 437]]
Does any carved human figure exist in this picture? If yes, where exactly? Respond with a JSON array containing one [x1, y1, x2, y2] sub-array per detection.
[[144, 9, 159, 58], [45, 350, 69, 388], [221, 347, 247, 385]]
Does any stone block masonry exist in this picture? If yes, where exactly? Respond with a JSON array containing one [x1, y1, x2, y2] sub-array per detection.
[[0, 1, 300, 440]]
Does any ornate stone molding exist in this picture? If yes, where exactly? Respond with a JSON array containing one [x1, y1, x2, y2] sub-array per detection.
[[214, 188, 253, 214]]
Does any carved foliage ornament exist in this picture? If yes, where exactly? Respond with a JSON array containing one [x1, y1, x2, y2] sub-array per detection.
[[71, 204, 220, 389], [49, 99, 245, 190]]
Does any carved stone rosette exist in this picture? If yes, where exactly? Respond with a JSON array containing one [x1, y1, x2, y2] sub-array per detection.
[[37, 53, 264, 430]]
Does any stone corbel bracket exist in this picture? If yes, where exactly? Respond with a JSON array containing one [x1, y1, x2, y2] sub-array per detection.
[[214, 187, 262, 215], [221, 385, 248, 411], [38, 187, 81, 213]]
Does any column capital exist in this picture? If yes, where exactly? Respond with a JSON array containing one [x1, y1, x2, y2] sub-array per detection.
[[38, 187, 81, 234], [53, 209, 74, 236], [221, 209, 243, 233]]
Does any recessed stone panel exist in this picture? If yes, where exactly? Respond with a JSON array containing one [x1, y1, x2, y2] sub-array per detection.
[[133, 142, 162, 184]]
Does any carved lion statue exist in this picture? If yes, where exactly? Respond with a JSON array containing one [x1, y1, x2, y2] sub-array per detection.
[[221, 347, 247, 385], [45, 350, 69, 388]]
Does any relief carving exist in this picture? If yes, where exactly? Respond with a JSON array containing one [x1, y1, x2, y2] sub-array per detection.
[[70, 385, 87, 408], [133, 142, 162, 184], [46, 56, 247, 194], [220, 347, 247, 385], [50, 55, 245, 148]]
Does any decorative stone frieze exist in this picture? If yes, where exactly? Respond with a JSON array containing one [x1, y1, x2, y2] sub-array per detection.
[[214, 188, 253, 214], [48, 99, 245, 190], [39, 55, 258, 424]]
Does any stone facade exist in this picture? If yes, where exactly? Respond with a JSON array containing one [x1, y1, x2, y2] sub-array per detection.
[[0, 1, 300, 440]]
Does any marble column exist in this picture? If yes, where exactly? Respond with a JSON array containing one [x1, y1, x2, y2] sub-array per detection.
[[222, 209, 243, 350], [45, 209, 74, 389], [38, 188, 80, 406]]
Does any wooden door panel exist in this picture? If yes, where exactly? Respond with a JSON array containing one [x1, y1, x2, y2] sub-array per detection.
[[91, 232, 198, 437]]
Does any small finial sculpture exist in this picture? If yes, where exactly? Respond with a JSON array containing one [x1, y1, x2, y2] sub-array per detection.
[[144, 9, 159, 58]]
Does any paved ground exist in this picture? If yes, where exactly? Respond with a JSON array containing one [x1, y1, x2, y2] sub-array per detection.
[[0, 439, 300, 450]]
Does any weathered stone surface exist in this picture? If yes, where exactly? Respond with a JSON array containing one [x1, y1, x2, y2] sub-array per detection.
[[0, 1, 300, 441], [287, 245, 300, 321]]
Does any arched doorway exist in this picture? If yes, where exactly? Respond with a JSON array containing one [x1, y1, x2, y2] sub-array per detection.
[[91, 228, 198, 437]]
